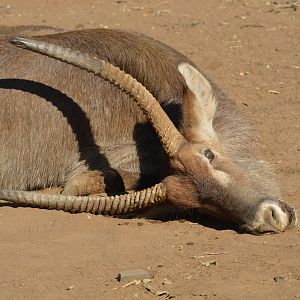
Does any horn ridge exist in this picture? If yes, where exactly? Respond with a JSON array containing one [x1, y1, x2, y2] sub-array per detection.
[[0, 183, 167, 215]]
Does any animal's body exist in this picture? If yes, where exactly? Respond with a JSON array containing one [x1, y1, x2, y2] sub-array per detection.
[[0, 27, 266, 191], [0, 26, 296, 233]]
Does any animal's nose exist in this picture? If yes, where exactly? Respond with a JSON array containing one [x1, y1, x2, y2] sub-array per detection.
[[251, 200, 297, 234], [263, 203, 289, 232]]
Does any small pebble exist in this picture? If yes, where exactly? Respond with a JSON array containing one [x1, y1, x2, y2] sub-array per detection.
[[116, 269, 151, 282], [117, 222, 129, 226], [268, 90, 280, 94], [274, 276, 285, 283], [162, 278, 172, 285]]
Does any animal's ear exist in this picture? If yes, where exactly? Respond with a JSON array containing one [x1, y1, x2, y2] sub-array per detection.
[[178, 63, 217, 142]]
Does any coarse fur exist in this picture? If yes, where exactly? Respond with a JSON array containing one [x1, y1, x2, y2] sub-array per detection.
[[0, 26, 295, 232]]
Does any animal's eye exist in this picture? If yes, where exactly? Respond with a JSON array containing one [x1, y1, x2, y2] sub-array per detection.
[[204, 149, 215, 162]]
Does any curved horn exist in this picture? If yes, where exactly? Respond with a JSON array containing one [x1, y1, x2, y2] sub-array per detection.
[[9, 37, 187, 157], [0, 183, 166, 215]]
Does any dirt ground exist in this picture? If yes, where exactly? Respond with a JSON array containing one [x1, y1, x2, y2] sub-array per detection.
[[0, 0, 299, 299]]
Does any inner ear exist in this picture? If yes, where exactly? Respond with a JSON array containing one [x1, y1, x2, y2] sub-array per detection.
[[178, 63, 218, 142]]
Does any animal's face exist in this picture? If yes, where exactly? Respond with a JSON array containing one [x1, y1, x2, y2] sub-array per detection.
[[164, 63, 297, 233], [166, 142, 296, 234]]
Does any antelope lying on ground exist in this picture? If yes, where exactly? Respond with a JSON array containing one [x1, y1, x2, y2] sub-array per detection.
[[0, 26, 296, 234]]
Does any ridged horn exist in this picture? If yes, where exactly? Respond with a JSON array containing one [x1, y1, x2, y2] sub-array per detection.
[[9, 37, 187, 157], [0, 183, 166, 215]]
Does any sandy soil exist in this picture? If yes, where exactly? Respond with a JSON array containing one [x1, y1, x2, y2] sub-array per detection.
[[0, 0, 299, 299]]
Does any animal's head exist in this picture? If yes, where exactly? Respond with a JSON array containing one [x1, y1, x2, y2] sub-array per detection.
[[8, 37, 297, 234], [164, 63, 296, 233]]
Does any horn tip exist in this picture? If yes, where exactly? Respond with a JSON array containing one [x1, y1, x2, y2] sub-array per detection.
[[9, 37, 29, 48]]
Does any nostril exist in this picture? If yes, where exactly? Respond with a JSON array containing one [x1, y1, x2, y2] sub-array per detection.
[[250, 201, 290, 233], [271, 208, 276, 220], [262, 202, 289, 232], [264, 206, 279, 228]]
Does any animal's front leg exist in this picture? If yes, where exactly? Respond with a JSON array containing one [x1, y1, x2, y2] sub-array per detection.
[[62, 170, 108, 196]]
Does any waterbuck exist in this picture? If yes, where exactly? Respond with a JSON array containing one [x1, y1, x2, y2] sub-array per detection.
[[0, 26, 296, 234]]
